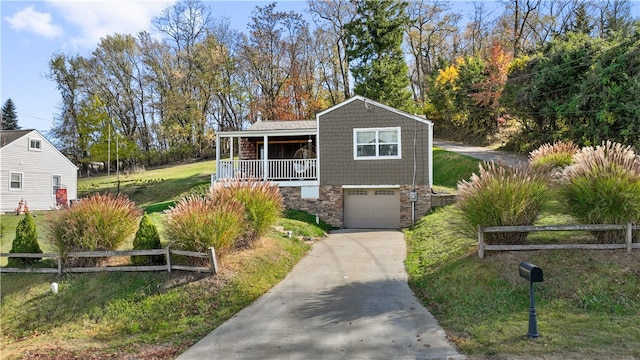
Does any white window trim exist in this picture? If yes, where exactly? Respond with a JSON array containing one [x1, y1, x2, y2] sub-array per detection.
[[9, 172, 23, 191], [353, 127, 401, 160], [52, 174, 62, 197], [28, 137, 42, 151]]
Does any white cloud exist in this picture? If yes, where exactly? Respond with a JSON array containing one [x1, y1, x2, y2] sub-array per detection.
[[5, 6, 63, 38], [48, 0, 175, 49]]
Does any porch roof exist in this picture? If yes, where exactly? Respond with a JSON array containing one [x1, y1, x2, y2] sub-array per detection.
[[217, 120, 317, 138]]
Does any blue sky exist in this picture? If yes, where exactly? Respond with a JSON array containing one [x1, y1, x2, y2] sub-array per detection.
[[1, 0, 308, 132]]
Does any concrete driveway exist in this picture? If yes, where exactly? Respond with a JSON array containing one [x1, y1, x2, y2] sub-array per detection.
[[177, 230, 465, 360]]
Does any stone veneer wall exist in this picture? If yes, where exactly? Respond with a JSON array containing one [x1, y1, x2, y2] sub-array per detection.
[[399, 185, 432, 228], [239, 139, 257, 160], [280, 184, 435, 229], [280, 186, 343, 228], [431, 193, 457, 207]]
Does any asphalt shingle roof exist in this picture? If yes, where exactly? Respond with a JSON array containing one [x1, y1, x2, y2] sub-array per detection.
[[247, 120, 316, 131], [0, 129, 33, 148]]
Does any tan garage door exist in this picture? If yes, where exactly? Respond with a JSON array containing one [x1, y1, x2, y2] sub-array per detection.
[[343, 189, 400, 229]]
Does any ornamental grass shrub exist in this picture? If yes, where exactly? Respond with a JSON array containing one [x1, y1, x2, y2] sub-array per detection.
[[132, 214, 164, 266], [164, 193, 245, 262], [8, 212, 42, 267], [456, 161, 551, 245], [559, 141, 640, 243], [529, 140, 579, 171], [46, 193, 140, 266], [213, 179, 283, 247]]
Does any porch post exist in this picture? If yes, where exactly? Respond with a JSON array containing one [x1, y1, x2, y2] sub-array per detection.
[[215, 133, 220, 183], [229, 136, 234, 174], [263, 135, 269, 180]]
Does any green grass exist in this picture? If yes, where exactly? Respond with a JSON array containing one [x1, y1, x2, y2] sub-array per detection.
[[405, 206, 640, 358], [0, 224, 314, 359], [278, 209, 334, 238], [433, 147, 482, 190], [78, 160, 215, 207], [2, 157, 323, 358]]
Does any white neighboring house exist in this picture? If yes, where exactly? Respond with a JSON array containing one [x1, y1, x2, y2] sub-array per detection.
[[1, 129, 78, 212]]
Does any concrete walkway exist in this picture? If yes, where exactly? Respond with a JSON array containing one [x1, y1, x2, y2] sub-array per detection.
[[433, 139, 527, 167], [177, 230, 465, 360]]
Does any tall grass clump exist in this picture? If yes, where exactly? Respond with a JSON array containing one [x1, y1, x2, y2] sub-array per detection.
[[456, 161, 551, 244], [559, 141, 640, 243], [164, 193, 245, 261], [46, 193, 140, 266], [214, 179, 283, 247], [529, 140, 579, 171], [7, 212, 42, 267]]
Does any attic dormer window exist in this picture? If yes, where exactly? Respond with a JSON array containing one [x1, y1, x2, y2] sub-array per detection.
[[29, 138, 42, 151], [353, 127, 401, 160]]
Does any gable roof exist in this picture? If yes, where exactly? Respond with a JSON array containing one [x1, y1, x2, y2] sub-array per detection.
[[316, 95, 432, 125], [0, 129, 78, 169], [1, 129, 33, 148]]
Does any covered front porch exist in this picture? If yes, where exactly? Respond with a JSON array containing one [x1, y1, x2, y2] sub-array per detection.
[[214, 120, 318, 184]]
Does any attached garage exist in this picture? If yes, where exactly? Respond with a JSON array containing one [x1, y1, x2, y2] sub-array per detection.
[[343, 188, 400, 229]]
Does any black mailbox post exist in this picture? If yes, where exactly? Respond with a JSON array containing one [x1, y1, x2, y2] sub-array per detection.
[[519, 261, 543, 339]]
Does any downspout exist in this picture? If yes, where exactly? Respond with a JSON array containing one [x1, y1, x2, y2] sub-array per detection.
[[428, 121, 433, 190], [411, 119, 418, 224]]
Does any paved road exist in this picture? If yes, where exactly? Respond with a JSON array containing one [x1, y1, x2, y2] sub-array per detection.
[[177, 230, 465, 360], [433, 139, 527, 167]]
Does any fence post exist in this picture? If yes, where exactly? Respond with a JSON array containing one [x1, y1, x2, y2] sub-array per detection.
[[57, 256, 62, 275], [208, 247, 219, 275], [627, 223, 633, 253], [478, 225, 485, 259], [166, 247, 172, 273]]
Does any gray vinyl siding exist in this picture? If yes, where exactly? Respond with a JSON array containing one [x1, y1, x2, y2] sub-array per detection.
[[318, 99, 430, 186], [0, 131, 77, 212]]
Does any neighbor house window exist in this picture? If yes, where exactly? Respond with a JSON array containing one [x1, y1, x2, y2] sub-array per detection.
[[9, 172, 23, 191], [52, 175, 61, 196], [353, 127, 401, 160], [29, 138, 42, 151]]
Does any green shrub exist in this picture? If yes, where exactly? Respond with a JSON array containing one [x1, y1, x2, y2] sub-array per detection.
[[8, 212, 42, 267], [46, 193, 140, 266], [164, 193, 245, 261], [456, 161, 550, 244], [529, 140, 578, 170], [132, 214, 164, 266], [214, 179, 283, 247], [559, 141, 640, 243]]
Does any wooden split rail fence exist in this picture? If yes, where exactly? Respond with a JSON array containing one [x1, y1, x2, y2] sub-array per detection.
[[478, 223, 640, 258], [0, 247, 219, 275]]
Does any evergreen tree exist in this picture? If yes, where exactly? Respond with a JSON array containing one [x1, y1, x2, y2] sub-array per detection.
[[132, 214, 164, 265], [8, 212, 42, 267], [564, 3, 594, 35], [2, 98, 19, 130], [345, 0, 413, 111]]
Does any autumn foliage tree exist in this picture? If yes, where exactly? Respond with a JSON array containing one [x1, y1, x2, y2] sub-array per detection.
[[428, 43, 512, 139]]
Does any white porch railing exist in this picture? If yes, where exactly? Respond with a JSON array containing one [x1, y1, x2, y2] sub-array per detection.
[[216, 159, 317, 181]]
